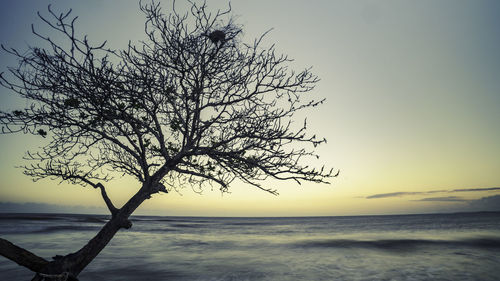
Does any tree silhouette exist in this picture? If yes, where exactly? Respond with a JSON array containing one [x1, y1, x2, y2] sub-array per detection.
[[0, 1, 335, 280]]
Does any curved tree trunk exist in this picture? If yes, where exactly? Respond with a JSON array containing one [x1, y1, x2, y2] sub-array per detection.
[[57, 189, 149, 280], [0, 188, 151, 281], [63, 190, 150, 277]]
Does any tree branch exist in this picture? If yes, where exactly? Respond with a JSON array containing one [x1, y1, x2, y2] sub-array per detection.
[[0, 238, 49, 273], [95, 183, 119, 217]]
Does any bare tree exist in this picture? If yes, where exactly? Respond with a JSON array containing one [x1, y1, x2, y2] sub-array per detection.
[[0, 1, 335, 280]]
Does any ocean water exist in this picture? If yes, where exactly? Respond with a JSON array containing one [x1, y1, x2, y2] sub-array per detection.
[[0, 212, 499, 280]]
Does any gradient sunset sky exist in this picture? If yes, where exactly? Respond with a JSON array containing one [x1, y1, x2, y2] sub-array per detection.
[[1, 0, 499, 216]]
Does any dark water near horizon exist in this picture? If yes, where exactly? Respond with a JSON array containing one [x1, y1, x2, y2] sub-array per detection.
[[1, 212, 499, 280]]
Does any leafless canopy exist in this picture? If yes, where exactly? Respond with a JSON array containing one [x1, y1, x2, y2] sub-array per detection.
[[0, 0, 335, 198]]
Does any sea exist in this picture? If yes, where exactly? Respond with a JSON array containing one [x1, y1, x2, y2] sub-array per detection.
[[0, 212, 499, 281]]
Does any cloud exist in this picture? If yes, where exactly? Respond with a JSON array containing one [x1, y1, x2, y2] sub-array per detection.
[[467, 195, 500, 212], [366, 192, 421, 199], [366, 187, 500, 199], [414, 196, 467, 202], [452, 187, 500, 192], [366, 190, 445, 199]]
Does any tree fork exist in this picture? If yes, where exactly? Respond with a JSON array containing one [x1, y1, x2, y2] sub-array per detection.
[[0, 188, 149, 280], [55, 189, 150, 278]]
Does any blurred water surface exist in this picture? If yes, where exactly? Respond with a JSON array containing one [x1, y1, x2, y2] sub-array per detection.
[[1, 212, 499, 280]]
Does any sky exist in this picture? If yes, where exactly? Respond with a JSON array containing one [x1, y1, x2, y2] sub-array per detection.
[[0, 0, 499, 216]]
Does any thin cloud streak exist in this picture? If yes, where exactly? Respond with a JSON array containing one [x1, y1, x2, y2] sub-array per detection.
[[366, 190, 445, 199], [414, 196, 467, 202], [366, 187, 500, 199], [453, 187, 500, 192]]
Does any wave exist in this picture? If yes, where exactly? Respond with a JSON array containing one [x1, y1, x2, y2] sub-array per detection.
[[131, 216, 216, 224], [81, 267, 186, 281], [170, 223, 203, 228], [76, 217, 107, 223], [224, 222, 274, 226], [140, 228, 179, 233], [296, 238, 500, 251], [32, 225, 102, 233]]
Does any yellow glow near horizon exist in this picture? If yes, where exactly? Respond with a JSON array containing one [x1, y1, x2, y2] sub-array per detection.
[[1, 0, 500, 216]]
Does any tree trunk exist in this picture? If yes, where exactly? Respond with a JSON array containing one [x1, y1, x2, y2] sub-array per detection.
[[0, 238, 49, 272], [0, 188, 151, 280], [65, 189, 149, 277]]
